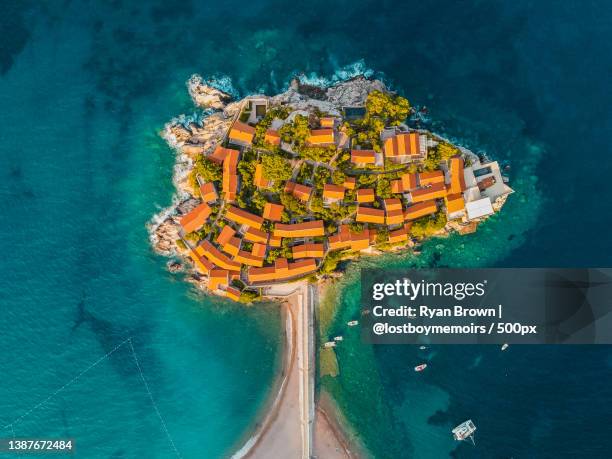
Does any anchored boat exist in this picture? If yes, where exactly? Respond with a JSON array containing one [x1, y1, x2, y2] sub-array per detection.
[[347, 320, 359, 326], [452, 420, 476, 444], [414, 364, 427, 372]]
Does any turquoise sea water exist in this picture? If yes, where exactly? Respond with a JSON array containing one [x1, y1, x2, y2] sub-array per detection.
[[1, 1, 611, 458]]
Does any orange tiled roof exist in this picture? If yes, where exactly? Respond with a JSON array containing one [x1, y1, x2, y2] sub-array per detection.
[[216, 225, 236, 246], [349, 228, 370, 251], [307, 129, 334, 145], [356, 188, 375, 203], [388, 228, 409, 244], [391, 172, 418, 193], [351, 150, 376, 164], [209, 145, 238, 165], [386, 209, 405, 226], [200, 182, 218, 202], [189, 249, 214, 275], [383, 132, 424, 158], [263, 202, 284, 222], [292, 243, 325, 259], [447, 157, 466, 194], [404, 200, 438, 221], [225, 286, 241, 301], [196, 240, 241, 271], [384, 198, 402, 211], [234, 250, 264, 267], [264, 129, 281, 146], [273, 220, 325, 238], [343, 177, 356, 190], [285, 181, 313, 201], [410, 182, 447, 203], [244, 227, 269, 244], [222, 237, 241, 257], [268, 235, 282, 247], [251, 242, 267, 258], [229, 121, 255, 145], [254, 163, 270, 188], [209, 269, 229, 291], [323, 184, 345, 200], [222, 149, 239, 201], [320, 117, 335, 128], [180, 203, 212, 233], [328, 225, 352, 250], [247, 258, 318, 284], [225, 206, 264, 230], [356, 206, 385, 224], [445, 193, 465, 215], [419, 170, 445, 186]]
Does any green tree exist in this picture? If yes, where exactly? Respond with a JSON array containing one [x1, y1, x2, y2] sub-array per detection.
[[262, 154, 293, 182]]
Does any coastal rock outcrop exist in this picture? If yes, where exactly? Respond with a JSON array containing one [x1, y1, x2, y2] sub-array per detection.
[[187, 74, 232, 110]]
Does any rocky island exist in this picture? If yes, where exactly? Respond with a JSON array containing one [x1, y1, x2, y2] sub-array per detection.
[[151, 74, 513, 303]]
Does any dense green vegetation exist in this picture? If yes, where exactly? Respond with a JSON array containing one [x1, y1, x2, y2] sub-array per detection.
[[410, 211, 447, 238], [300, 146, 336, 162], [189, 155, 222, 190], [423, 141, 458, 171], [279, 114, 310, 147], [261, 154, 292, 182]]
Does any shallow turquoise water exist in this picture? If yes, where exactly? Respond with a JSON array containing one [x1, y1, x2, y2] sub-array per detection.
[[2, 1, 612, 458]]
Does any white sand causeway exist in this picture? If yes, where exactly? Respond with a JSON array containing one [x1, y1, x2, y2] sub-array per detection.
[[232, 282, 314, 459]]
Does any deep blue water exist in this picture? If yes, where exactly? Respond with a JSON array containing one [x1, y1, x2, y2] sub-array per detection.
[[1, 0, 611, 458]]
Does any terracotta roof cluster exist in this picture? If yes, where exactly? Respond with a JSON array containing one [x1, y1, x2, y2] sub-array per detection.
[[351, 150, 376, 165], [264, 129, 281, 146], [307, 129, 334, 145], [247, 258, 318, 283], [391, 172, 418, 194], [273, 220, 325, 238], [180, 203, 212, 233], [285, 181, 313, 202], [254, 163, 270, 188], [410, 182, 447, 203], [404, 200, 438, 221], [320, 117, 335, 128], [263, 202, 284, 221], [328, 225, 370, 251], [383, 132, 427, 159], [292, 243, 325, 259], [419, 170, 445, 186], [322, 184, 345, 201], [228, 121, 255, 145], [199, 182, 218, 203], [356, 188, 375, 203], [222, 149, 239, 201], [225, 205, 264, 230], [343, 177, 356, 190]]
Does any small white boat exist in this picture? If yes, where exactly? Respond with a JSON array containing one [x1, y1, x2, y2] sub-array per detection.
[[501, 343, 509, 351], [452, 420, 476, 444], [323, 341, 336, 348], [333, 336, 343, 341], [347, 320, 358, 326], [414, 364, 427, 372], [419, 345, 427, 350]]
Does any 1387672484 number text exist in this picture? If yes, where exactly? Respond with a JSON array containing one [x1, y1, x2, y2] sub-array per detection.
[[1, 439, 74, 453]]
